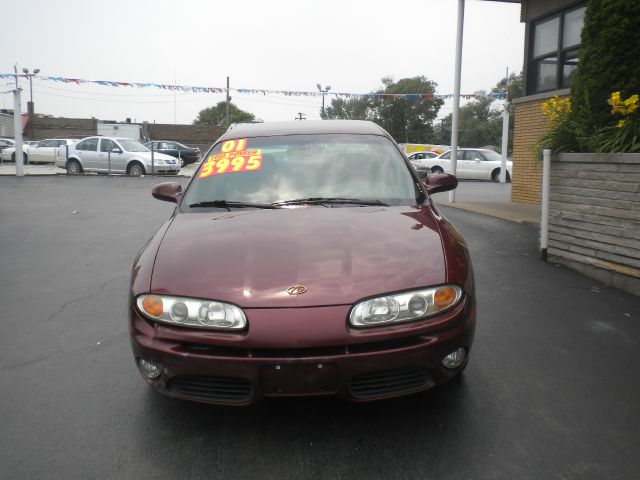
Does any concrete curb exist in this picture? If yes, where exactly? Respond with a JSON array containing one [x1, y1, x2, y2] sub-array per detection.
[[439, 201, 541, 226]]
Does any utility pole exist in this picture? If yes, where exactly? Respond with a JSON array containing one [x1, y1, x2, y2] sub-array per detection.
[[500, 66, 509, 184], [317, 84, 331, 118], [225, 76, 230, 127], [449, 0, 465, 203], [13, 86, 24, 177], [295, 113, 306, 121], [22, 67, 39, 116]]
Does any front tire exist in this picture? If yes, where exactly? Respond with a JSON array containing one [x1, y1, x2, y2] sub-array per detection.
[[12, 152, 28, 164], [127, 162, 145, 176], [492, 169, 511, 182], [67, 159, 82, 174], [431, 166, 444, 174]]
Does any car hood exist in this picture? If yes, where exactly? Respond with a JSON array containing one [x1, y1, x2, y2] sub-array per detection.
[[138, 152, 176, 161], [150, 205, 447, 308]]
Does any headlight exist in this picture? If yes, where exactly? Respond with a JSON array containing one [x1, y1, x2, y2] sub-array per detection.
[[136, 294, 247, 330], [349, 285, 463, 328]]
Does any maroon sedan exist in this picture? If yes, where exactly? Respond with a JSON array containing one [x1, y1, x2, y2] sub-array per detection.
[[129, 120, 475, 405]]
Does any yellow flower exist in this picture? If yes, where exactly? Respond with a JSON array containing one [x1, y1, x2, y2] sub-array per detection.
[[617, 119, 625, 128], [610, 92, 622, 105], [623, 95, 639, 114], [541, 96, 570, 122]]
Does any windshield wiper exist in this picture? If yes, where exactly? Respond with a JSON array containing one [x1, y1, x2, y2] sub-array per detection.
[[188, 200, 280, 211], [272, 197, 389, 207]]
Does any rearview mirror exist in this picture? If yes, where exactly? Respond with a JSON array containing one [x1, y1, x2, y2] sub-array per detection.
[[152, 182, 182, 203], [423, 173, 458, 195]]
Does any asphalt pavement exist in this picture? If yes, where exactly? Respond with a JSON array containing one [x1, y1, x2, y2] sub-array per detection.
[[1, 176, 639, 480]]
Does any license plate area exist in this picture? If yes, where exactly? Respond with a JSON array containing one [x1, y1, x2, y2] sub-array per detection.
[[261, 363, 338, 395]]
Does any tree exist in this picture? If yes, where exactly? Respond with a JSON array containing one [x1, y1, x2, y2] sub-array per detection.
[[193, 101, 257, 126], [323, 96, 375, 120], [571, 0, 640, 136], [323, 76, 443, 143], [432, 72, 523, 154]]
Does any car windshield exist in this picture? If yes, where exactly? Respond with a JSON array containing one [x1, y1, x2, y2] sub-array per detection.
[[480, 150, 503, 161], [182, 134, 422, 209], [118, 139, 149, 152]]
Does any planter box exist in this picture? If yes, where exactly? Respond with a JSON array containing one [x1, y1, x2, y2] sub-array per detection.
[[548, 153, 640, 296]]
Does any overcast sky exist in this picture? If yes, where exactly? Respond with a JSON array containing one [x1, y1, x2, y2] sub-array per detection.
[[2, 0, 524, 125]]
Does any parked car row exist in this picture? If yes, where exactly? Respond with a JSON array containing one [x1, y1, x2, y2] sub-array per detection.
[[409, 148, 512, 182], [56, 136, 182, 175], [1, 138, 78, 164], [0, 135, 203, 175]]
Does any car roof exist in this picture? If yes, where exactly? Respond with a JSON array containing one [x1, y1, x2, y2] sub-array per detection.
[[219, 120, 388, 141], [443, 148, 494, 152], [77, 136, 140, 142]]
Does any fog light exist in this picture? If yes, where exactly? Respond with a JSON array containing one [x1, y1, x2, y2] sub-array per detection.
[[138, 359, 162, 379], [441, 348, 466, 369]]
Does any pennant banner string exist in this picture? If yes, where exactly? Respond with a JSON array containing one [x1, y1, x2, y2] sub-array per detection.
[[0, 73, 506, 100]]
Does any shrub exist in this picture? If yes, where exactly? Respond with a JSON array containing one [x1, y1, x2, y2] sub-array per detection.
[[590, 92, 640, 153], [536, 96, 581, 155], [570, 0, 640, 136]]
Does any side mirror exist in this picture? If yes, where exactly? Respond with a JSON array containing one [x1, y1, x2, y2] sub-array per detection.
[[423, 173, 458, 195], [111, 148, 122, 154], [152, 182, 182, 203]]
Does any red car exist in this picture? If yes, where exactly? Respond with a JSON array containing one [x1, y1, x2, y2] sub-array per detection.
[[129, 120, 475, 405]]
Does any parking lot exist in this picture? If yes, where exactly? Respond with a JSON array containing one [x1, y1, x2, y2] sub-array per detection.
[[1, 176, 639, 480]]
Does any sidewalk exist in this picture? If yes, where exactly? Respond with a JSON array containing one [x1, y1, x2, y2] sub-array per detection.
[[0, 162, 198, 177], [432, 182, 541, 226]]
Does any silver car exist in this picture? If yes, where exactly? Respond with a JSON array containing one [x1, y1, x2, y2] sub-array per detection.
[[56, 136, 181, 175]]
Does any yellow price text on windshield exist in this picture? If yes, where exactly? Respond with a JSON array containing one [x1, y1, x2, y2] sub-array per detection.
[[199, 149, 262, 178]]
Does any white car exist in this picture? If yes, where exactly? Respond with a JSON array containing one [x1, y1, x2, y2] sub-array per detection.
[[423, 148, 512, 182], [55, 136, 181, 175], [0, 138, 78, 164], [407, 151, 439, 180]]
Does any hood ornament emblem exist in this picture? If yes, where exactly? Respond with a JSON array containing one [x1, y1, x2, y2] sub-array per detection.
[[287, 284, 307, 296]]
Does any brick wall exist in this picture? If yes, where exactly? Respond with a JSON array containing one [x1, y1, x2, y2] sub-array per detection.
[[146, 123, 224, 151], [512, 91, 572, 204], [24, 116, 225, 152], [548, 153, 640, 296], [27, 117, 97, 140], [512, 98, 548, 204]]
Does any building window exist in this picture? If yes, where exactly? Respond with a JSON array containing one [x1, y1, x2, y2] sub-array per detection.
[[528, 4, 586, 94]]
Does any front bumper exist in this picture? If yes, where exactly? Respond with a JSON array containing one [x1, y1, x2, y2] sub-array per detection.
[[129, 298, 475, 405], [148, 164, 181, 174]]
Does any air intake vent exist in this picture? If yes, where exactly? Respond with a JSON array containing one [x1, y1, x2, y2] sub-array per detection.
[[168, 376, 252, 404], [348, 368, 432, 400]]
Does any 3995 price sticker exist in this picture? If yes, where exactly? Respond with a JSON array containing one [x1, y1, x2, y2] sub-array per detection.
[[199, 139, 262, 178]]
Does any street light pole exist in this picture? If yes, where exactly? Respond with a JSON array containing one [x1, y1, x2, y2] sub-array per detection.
[[22, 67, 39, 115], [317, 84, 331, 118]]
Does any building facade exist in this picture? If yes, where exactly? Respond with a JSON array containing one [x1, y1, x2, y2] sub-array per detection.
[[495, 0, 586, 204]]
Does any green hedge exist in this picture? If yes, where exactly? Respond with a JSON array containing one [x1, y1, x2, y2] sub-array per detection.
[[571, 0, 640, 135]]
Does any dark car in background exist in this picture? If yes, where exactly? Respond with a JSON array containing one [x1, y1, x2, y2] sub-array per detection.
[[130, 120, 475, 406], [144, 141, 201, 166]]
